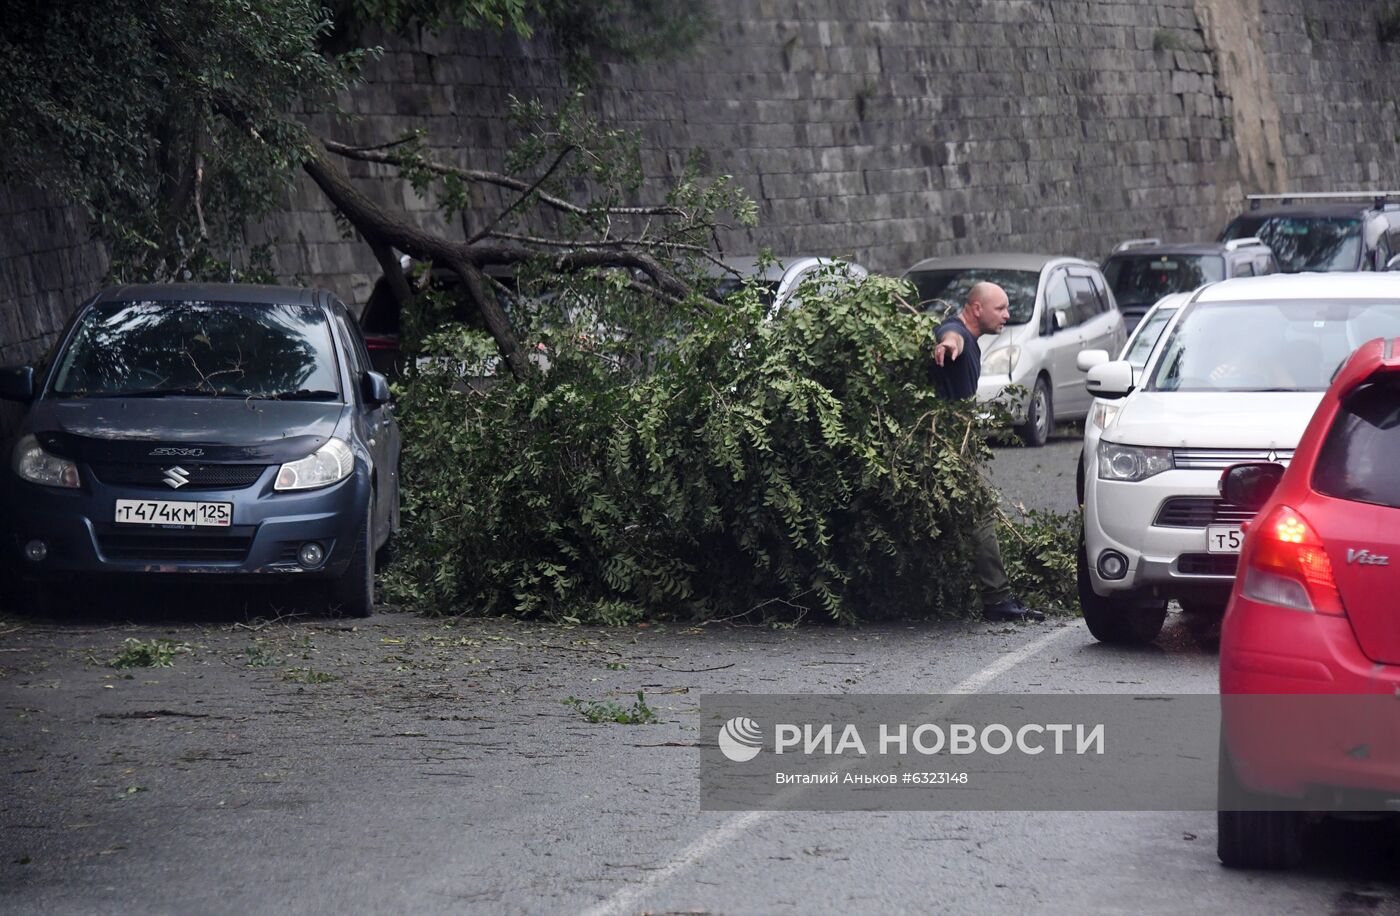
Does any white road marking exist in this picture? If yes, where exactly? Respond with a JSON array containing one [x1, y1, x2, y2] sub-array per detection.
[[579, 622, 1081, 916]]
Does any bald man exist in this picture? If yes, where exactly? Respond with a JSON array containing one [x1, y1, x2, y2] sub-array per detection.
[[928, 282, 1045, 623]]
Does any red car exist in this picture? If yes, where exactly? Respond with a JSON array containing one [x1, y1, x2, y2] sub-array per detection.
[[1216, 336, 1400, 868]]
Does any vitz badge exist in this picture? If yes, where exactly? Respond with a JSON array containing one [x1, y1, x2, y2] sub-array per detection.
[[1346, 549, 1389, 566]]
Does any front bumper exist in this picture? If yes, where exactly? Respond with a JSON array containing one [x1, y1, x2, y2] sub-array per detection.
[[3, 465, 369, 580], [1220, 596, 1400, 803], [1083, 467, 1239, 601], [975, 366, 1035, 423]]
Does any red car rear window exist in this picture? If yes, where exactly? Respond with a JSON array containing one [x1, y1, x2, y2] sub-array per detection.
[[1312, 377, 1400, 509]]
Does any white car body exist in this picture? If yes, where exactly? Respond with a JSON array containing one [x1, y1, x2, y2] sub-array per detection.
[[1077, 292, 1190, 503], [1081, 273, 1400, 620], [709, 256, 869, 320]]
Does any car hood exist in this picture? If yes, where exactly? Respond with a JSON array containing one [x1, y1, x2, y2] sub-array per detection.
[[1108, 391, 1325, 449], [977, 323, 1036, 356], [24, 398, 348, 463]]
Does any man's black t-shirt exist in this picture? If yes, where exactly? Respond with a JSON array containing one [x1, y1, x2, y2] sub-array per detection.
[[928, 317, 980, 401]]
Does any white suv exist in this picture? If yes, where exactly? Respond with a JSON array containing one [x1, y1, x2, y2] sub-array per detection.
[[1077, 273, 1400, 644]]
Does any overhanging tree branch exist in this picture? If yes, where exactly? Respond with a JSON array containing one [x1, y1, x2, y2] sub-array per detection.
[[322, 139, 686, 218]]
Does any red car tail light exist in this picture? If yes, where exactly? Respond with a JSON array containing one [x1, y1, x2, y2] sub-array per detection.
[[1240, 505, 1345, 615]]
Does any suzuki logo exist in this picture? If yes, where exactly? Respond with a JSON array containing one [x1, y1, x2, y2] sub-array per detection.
[[163, 466, 191, 489], [1346, 548, 1390, 566]]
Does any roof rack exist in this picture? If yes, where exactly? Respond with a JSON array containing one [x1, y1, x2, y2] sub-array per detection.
[[1223, 236, 1268, 251], [1247, 191, 1400, 210], [1112, 238, 1161, 253]]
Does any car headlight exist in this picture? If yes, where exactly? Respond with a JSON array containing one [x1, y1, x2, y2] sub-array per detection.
[[12, 434, 80, 488], [982, 345, 1020, 376], [1098, 441, 1173, 481], [275, 438, 354, 491], [1089, 402, 1121, 432]]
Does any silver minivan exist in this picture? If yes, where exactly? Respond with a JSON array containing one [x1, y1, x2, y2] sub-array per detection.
[[904, 253, 1127, 446]]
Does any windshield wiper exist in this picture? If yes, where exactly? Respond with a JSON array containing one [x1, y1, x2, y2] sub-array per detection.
[[88, 387, 223, 398], [250, 389, 341, 401]]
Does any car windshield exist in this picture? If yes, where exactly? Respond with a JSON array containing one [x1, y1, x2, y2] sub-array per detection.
[[1103, 255, 1224, 308], [1122, 307, 1178, 370], [1148, 299, 1400, 392], [1222, 216, 1362, 272], [903, 268, 1039, 324], [50, 300, 341, 399]]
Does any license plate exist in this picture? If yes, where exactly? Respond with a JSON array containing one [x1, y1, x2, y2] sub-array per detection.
[[114, 499, 232, 528], [1205, 524, 1243, 554]]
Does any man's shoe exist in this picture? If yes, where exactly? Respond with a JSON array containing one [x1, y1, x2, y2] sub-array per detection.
[[982, 598, 1046, 623]]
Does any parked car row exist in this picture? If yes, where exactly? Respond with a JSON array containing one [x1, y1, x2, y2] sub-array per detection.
[[1064, 265, 1400, 870], [2, 193, 1396, 622]]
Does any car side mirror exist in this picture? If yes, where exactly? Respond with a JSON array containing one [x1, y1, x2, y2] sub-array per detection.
[[1077, 349, 1110, 372], [1053, 309, 1070, 332], [362, 370, 391, 406], [1220, 462, 1285, 510], [1084, 360, 1133, 399], [1386, 254, 1400, 272], [0, 366, 35, 402]]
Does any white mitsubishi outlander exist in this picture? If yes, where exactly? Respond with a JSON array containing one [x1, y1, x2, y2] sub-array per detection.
[[1077, 273, 1400, 644]]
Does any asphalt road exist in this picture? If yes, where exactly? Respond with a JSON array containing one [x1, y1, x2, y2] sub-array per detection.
[[2, 432, 1397, 915]]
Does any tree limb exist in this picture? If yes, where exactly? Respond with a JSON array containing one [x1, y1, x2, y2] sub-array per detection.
[[322, 139, 686, 218], [464, 241, 698, 304], [464, 144, 577, 245], [300, 147, 531, 380]]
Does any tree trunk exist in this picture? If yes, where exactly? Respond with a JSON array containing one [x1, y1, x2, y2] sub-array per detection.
[[300, 150, 531, 380], [367, 238, 412, 317]]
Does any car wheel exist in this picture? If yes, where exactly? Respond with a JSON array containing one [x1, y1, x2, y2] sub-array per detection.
[[23, 580, 58, 616], [1077, 537, 1166, 645], [1017, 377, 1052, 447], [1217, 734, 1305, 869], [330, 505, 375, 619]]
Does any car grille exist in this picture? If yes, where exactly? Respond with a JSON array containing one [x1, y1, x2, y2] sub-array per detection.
[[1153, 498, 1257, 528], [1176, 554, 1239, 576], [1171, 449, 1293, 470], [89, 463, 266, 491], [95, 526, 255, 563]]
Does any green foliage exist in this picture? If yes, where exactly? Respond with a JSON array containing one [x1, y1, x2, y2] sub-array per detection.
[[1, 0, 704, 282], [323, 0, 707, 81], [324, 0, 532, 47], [1379, 3, 1400, 44], [996, 508, 1080, 614], [530, 0, 710, 83], [109, 638, 191, 669], [0, 0, 359, 282], [243, 644, 280, 668], [383, 269, 1001, 624], [564, 690, 659, 724]]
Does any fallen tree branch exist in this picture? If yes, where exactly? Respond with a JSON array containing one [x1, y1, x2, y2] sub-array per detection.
[[465, 144, 577, 245]]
